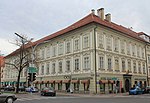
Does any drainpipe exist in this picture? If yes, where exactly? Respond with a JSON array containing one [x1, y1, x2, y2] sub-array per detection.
[[145, 43, 149, 86], [94, 25, 98, 94]]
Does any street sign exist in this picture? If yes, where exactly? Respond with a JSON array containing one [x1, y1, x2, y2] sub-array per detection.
[[28, 67, 37, 73]]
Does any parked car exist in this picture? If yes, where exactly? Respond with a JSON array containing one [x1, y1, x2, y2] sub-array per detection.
[[18, 86, 26, 92], [129, 86, 144, 95], [4, 86, 15, 91], [0, 92, 17, 103], [25, 87, 38, 93], [41, 87, 56, 96], [144, 86, 150, 93]]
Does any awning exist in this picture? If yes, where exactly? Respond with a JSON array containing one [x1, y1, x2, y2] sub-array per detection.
[[81, 80, 90, 84], [63, 80, 71, 83], [71, 80, 79, 83], [49, 80, 55, 83], [33, 81, 38, 84], [108, 80, 114, 84], [38, 81, 44, 84], [99, 80, 108, 84], [44, 81, 49, 84], [55, 80, 62, 83]]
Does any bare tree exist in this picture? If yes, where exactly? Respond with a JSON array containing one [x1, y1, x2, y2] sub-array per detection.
[[5, 33, 32, 93]]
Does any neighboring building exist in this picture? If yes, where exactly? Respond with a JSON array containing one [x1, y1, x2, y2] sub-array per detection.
[[2, 8, 150, 94]]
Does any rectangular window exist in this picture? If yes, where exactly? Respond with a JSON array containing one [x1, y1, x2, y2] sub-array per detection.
[[132, 44, 136, 56], [106, 36, 112, 51], [115, 58, 119, 71], [41, 49, 45, 59], [59, 61, 63, 73], [108, 58, 112, 70], [46, 47, 50, 58], [41, 65, 44, 75], [52, 63, 55, 74], [133, 62, 137, 73], [138, 62, 141, 73], [122, 60, 125, 72], [128, 60, 131, 72], [143, 63, 146, 74], [99, 57, 104, 69], [121, 41, 125, 54], [114, 38, 119, 52], [58, 43, 63, 55], [83, 36, 89, 48], [52, 46, 56, 56], [66, 60, 70, 72], [84, 57, 90, 69], [127, 43, 130, 55], [74, 39, 79, 50], [46, 63, 50, 74], [99, 34, 104, 48], [66, 42, 71, 53], [75, 59, 79, 71]]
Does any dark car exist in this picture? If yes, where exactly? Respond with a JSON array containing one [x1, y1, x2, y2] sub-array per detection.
[[4, 86, 15, 91], [41, 87, 56, 96], [0, 92, 17, 103]]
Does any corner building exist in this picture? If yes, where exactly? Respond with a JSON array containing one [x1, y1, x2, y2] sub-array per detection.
[[3, 8, 150, 94]]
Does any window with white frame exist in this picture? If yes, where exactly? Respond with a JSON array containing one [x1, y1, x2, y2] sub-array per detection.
[[122, 59, 126, 72], [52, 63, 55, 74], [66, 41, 71, 53], [41, 65, 44, 75], [99, 56, 104, 69], [132, 44, 136, 56], [52, 45, 56, 56], [114, 58, 119, 71], [127, 60, 131, 72], [84, 56, 90, 69], [127, 43, 130, 55], [66, 60, 70, 72], [133, 61, 137, 73], [41, 49, 45, 59], [46, 63, 50, 74], [58, 61, 63, 73], [138, 62, 141, 73], [137, 46, 140, 57], [83, 35, 89, 48], [114, 38, 119, 52], [74, 39, 79, 51], [46, 46, 50, 58], [75, 58, 79, 71], [106, 36, 112, 50], [98, 34, 104, 48], [58, 43, 63, 55], [108, 57, 112, 70], [121, 41, 125, 53], [143, 63, 146, 74], [142, 48, 145, 58]]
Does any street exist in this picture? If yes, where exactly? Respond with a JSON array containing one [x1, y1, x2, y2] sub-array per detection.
[[15, 93, 150, 103]]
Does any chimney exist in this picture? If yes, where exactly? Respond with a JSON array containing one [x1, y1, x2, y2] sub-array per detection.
[[91, 9, 95, 15], [97, 8, 104, 20], [105, 13, 111, 22]]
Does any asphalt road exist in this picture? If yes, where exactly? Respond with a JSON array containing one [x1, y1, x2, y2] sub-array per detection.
[[15, 94, 150, 103]]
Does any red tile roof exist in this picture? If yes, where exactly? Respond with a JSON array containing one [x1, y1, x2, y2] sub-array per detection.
[[5, 13, 146, 58]]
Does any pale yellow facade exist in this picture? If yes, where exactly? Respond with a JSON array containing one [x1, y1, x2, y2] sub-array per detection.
[[2, 10, 150, 94]]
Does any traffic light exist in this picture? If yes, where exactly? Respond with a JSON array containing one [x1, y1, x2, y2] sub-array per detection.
[[28, 73, 32, 82], [32, 73, 36, 81]]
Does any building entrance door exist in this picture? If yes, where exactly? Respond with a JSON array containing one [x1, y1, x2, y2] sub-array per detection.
[[125, 79, 130, 92], [123, 74, 132, 92]]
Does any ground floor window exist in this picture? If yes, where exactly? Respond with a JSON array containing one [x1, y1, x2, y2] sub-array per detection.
[[83, 83, 90, 91], [58, 83, 62, 90], [100, 84, 105, 93], [51, 83, 55, 89], [74, 83, 79, 91]]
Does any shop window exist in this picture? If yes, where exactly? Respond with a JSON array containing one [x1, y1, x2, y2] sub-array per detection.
[[100, 84, 105, 93]]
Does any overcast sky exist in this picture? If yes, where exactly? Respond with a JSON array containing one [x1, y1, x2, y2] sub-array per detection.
[[0, 0, 150, 55]]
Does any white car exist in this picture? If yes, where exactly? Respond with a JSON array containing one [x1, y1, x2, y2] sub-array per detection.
[[25, 87, 39, 93], [0, 92, 17, 103]]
